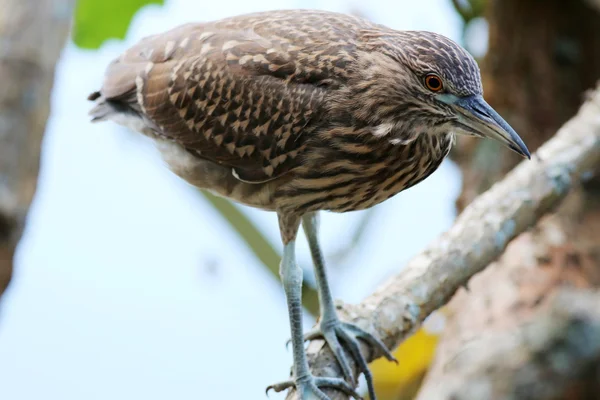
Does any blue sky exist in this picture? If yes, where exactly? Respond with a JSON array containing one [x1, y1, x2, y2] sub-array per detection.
[[0, 1, 464, 399]]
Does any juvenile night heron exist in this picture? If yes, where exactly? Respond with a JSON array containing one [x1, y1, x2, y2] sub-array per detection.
[[88, 9, 530, 400]]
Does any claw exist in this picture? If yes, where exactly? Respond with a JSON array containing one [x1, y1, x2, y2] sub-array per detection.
[[266, 376, 363, 400], [313, 377, 362, 400], [337, 328, 375, 400], [323, 329, 355, 385], [342, 322, 398, 364], [266, 380, 294, 395], [294, 319, 395, 400]]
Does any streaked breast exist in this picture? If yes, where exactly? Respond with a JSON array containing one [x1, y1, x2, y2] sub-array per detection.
[[275, 131, 454, 214]]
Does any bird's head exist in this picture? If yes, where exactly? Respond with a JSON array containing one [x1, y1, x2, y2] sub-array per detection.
[[354, 30, 530, 158]]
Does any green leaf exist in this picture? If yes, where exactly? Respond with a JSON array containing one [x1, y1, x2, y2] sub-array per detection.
[[73, 0, 164, 49]]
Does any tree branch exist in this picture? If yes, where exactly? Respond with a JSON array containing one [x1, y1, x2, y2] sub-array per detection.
[[0, 0, 75, 300], [286, 84, 600, 399]]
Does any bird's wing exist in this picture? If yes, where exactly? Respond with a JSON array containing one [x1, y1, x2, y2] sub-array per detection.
[[91, 23, 338, 183]]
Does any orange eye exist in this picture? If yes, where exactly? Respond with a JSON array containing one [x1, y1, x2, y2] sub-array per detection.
[[425, 74, 443, 92]]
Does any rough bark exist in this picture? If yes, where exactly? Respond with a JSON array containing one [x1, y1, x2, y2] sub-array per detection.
[[284, 85, 600, 400], [416, 289, 600, 400], [0, 0, 75, 301], [417, 182, 600, 399], [420, 1, 600, 399]]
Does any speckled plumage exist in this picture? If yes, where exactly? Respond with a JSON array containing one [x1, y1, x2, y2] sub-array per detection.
[[88, 9, 479, 236], [88, 10, 525, 400]]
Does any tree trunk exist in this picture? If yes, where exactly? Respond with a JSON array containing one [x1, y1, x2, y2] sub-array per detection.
[[453, 0, 600, 209], [0, 0, 75, 301], [420, 0, 600, 398]]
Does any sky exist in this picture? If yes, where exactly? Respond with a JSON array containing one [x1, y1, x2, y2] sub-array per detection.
[[0, 1, 464, 399]]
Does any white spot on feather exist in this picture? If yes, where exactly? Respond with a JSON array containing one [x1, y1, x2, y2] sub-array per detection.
[[144, 61, 154, 74], [198, 32, 215, 41], [373, 122, 395, 137], [199, 43, 213, 55], [239, 55, 253, 65], [179, 37, 190, 48], [140, 48, 154, 59], [164, 41, 176, 59], [222, 40, 240, 51], [135, 75, 145, 112]]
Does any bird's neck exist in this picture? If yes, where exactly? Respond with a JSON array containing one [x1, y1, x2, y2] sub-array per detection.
[[420, 130, 455, 159]]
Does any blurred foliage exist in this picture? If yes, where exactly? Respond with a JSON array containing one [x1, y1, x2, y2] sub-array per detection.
[[329, 208, 376, 266], [369, 328, 439, 400], [200, 191, 320, 316], [451, 0, 487, 25], [73, 0, 164, 49]]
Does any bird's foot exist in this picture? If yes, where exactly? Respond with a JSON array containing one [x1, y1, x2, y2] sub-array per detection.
[[300, 318, 397, 400], [266, 375, 362, 400]]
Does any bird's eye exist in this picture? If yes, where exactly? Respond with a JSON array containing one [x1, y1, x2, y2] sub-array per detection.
[[424, 74, 443, 92]]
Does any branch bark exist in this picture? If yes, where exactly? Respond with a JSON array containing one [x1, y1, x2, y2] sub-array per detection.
[[415, 220, 600, 400], [417, 289, 600, 400], [0, 0, 75, 300], [286, 85, 600, 399]]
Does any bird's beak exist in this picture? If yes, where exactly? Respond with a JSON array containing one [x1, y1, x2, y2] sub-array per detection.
[[442, 94, 531, 159]]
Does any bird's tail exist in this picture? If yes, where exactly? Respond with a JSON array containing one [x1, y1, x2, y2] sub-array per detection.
[[87, 90, 139, 124], [87, 91, 115, 122], [86, 90, 159, 136]]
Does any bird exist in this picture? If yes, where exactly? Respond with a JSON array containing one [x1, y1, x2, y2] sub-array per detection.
[[87, 9, 530, 400]]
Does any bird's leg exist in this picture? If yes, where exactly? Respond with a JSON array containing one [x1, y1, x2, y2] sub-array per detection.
[[267, 214, 361, 400], [300, 212, 397, 400]]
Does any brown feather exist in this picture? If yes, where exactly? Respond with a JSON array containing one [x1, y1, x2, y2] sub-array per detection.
[[92, 11, 375, 182], [89, 9, 481, 222], [87, 12, 501, 396]]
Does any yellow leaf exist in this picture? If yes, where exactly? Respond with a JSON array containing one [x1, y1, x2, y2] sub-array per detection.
[[369, 327, 439, 400]]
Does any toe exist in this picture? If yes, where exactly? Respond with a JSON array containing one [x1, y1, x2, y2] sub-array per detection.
[[313, 377, 363, 400], [297, 383, 330, 400], [337, 328, 376, 400], [342, 322, 398, 363], [266, 375, 363, 400], [323, 329, 355, 385], [292, 320, 395, 400], [266, 379, 295, 395]]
